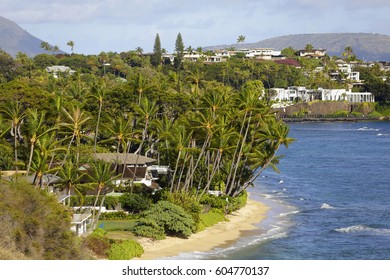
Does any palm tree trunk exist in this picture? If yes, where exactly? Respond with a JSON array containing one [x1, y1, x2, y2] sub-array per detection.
[[93, 102, 103, 155], [227, 111, 252, 196], [183, 134, 210, 191], [225, 111, 247, 190], [26, 141, 35, 175], [170, 149, 182, 193]]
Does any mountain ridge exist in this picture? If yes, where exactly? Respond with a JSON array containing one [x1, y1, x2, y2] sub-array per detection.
[[205, 33, 390, 62], [0, 16, 61, 57]]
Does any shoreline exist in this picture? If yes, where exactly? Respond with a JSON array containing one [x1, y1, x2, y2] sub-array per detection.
[[135, 197, 269, 260]]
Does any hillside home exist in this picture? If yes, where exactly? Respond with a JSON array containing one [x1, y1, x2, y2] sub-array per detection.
[[46, 65, 76, 78], [236, 48, 282, 60], [330, 60, 362, 84], [270, 87, 374, 103], [298, 49, 327, 58]]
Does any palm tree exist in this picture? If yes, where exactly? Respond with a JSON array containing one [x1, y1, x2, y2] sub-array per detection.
[[186, 66, 205, 91], [167, 124, 193, 193], [89, 80, 107, 154], [0, 101, 26, 172], [133, 97, 159, 155], [101, 114, 134, 170], [67, 72, 89, 104], [237, 35, 246, 45], [86, 159, 119, 230], [133, 72, 153, 105], [225, 86, 262, 196], [67, 40, 75, 54], [197, 118, 237, 200], [25, 109, 57, 176], [30, 133, 65, 189], [59, 105, 92, 166], [55, 159, 85, 206]]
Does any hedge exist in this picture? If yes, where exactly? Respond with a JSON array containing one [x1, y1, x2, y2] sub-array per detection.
[[107, 239, 144, 260]]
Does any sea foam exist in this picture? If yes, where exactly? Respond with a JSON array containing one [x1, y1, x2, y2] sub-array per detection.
[[335, 225, 390, 235], [321, 203, 335, 209], [357, 127, 380, 131]]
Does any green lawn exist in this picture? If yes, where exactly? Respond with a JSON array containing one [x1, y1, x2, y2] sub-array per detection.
[[97, 220, 138, 231]]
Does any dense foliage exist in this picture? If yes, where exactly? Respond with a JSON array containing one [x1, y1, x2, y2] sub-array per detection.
[[0, 181, 83, 259], [133, 201, 196, 240], [107, 239, 144, 260]]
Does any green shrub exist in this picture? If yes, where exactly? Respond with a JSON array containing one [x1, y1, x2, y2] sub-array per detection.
[[199, 194, 228, 210], [333, 110, 349, 117], [107, 239, 144, 260], [119, 193, 151, 213], [350, 111, 363, 117], [70, 195, 119, 210], [368, 111, 383, 118], [133, 201, 195, 240], [99, 211, 132, 220], [162, 191, 202, 225], [90, 228, 107, 237], [199, 208, 227, 231], [84, 234, 111, 258], [132, 218, 165, 240], [228, 191, 248, 213]]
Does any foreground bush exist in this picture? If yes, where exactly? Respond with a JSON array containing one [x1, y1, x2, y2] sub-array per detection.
[[119, 193, 151, 213], [84, 229, 112, 259], [133, 201, 195, 240], [0, 181, 83, 259], [107, 239, 144, 260]]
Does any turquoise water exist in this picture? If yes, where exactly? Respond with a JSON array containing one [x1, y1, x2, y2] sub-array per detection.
[[167, 121, 390, 260]]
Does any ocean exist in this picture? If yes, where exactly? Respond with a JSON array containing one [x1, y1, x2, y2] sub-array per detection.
[[166, 120, 390, 260]]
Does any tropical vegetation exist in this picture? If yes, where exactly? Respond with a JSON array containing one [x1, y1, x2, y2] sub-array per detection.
[[0, 33, 388, 259]]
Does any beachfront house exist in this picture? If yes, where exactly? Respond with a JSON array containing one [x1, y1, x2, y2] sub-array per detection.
[[92, 153, 168, 190], [270, 87, 375, 104]]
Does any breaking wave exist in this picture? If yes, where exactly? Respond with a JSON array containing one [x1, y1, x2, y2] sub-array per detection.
[[335, 225, 390, 235]]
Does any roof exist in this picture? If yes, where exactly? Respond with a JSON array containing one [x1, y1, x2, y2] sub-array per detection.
[[71, 213, 92, 224], [93, 153, 157, 165], [46, 65, 75, 73]]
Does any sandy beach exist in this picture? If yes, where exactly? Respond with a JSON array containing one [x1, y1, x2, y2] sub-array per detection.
[[135, 198, 269, 260]]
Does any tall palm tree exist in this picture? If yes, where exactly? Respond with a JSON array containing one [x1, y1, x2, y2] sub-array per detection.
[[55, 159, 85, 206], [25, 109, 57, 176], [0, 101, 26, 172], [86, 159, 119, 230], [133, 72, 153, 105], [89, 80, 107, 154], [30, 134, 65, 189], [59, 105, 92, 166], [133, 97, 159, 155], [67, 72, 88, 104], [67, 40, 75, 54], [167, 124, 193, 193], [237, 35, 246, 45], [101, 114, 135, 173]]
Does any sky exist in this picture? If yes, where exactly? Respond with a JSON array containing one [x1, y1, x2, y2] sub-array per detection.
[[2, 0, 390, 55]]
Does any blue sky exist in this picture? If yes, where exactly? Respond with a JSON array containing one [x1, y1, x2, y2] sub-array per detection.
[[2, 0, 390, 55]]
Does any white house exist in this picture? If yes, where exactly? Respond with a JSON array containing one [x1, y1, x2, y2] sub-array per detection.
[[237, 48, 282, 60], [298, 49, 327, 58], [270, 87, 374, 103], [46, 65, 76, 78]]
